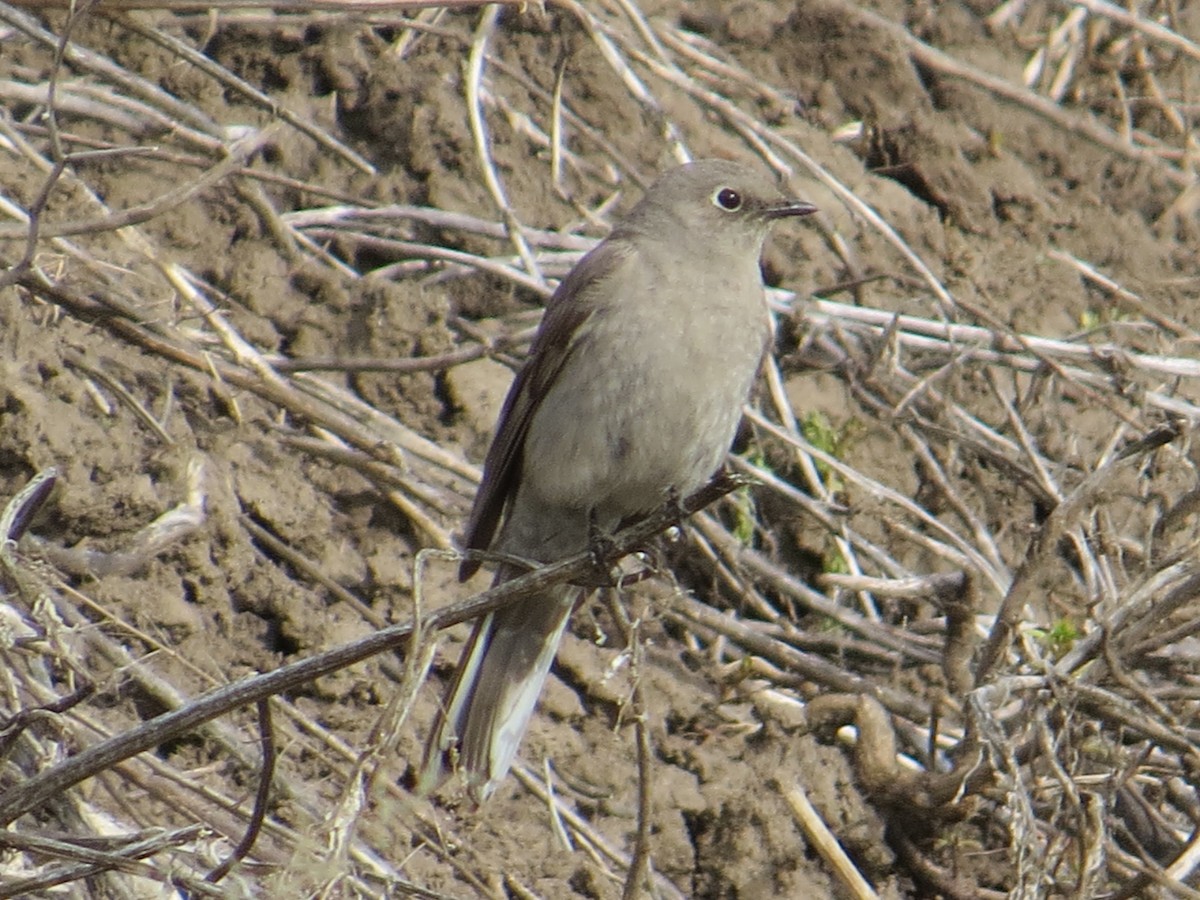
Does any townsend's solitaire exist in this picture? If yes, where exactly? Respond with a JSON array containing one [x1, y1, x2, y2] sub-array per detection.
[[419, 159, 817, 800]]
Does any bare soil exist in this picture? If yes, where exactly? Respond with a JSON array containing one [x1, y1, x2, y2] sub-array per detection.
[[1, 1, 1198, 898]]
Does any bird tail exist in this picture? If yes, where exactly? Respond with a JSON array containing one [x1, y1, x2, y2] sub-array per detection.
[[417, 583, 575, 801]]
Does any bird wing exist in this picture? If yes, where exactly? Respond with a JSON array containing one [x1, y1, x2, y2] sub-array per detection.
[[459, 238, 631, 580]]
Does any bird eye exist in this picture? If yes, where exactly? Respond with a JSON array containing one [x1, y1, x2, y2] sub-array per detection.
[[713, 187, 742, 211]]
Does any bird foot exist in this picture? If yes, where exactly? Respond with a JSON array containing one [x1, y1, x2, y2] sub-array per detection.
[[662, 484, 687, 524], [578, 511, 620, 587]]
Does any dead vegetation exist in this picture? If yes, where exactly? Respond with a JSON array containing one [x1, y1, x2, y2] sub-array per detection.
[[1, 1, 1199, 897]]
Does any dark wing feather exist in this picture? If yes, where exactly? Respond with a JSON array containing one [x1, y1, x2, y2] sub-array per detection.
[[459, 238, 630, 580]]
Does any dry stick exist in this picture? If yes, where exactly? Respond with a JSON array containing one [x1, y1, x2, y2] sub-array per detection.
[[0, 124, 280, 241], [0, 474, 741, 826], [114, 14, 374, 175], [973, 422, 1183, 686], [1122, 562, 1200, 660], [605, 593, 653, 900], [490, 90, 587, 189], [809, 298, 1200, 381], [762, 353, 876, 620], [0, 79, 211, 152], [318, 630, 438, 885], [39, 671, 445, 890], [86, 742, 299, 869], [747, 409, 1010, 597], [983, 370, 1064, 504], [782, 784, 879, 900], [556, 0, 688, 163], [234, 177, 303, 263], [484, 61, 646, 191], [1132, 42, 1188, 136], [13, 579, 337, 874], [898, 421, 1010, 580], [890, 827, 1008, 900], [282, 204, 597, 251], [391, 5, 444, 57], [240, 515, 388, 628], [1069, 679, 1200, 761], [689, 520, 806, 630], [1060, 558, 1200, 675], [550, 50, 568, 193], [1048, 248, 1197, 341], [60, 350, 174, 444], [14, 0, 518, 9], [1166, 828, 1200, 887], [75, 686, 413, 890], [0, 468, 59, 545], [0, 152, 67, 288], [1040, 7, 1086, 102], [272, 344, 491, 374], [0, 140, 156, 295], [0, 684, 95, 769], [27, 557, 414, 881], [692, 511, 941, 665], [466, 5, 545, 288], [660, 587, 931, 722], [28, 463, 204, 578], [510, 764, 687, 900], [18, 272, 422, 486], [277, 433, 459, 516], [1065, 0, 1200, 64], [47, 0, 109, 170], [0, 826, 220, 900], [803, 299, 1200, 422], [728, 455, 910, 580], [961, 283, 1156, 430], [298, 231, 552, 295], [291, 371, 482, 486], [0, 2, 221, 139], [656, 26, 798, 110], [842, 1, 1194, 189], [541, 764, 577, 856], [205, 700, 275, 884], [313, 7, 648, 191]]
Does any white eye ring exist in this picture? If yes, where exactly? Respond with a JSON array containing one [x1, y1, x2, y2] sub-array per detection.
[[713, 187, 743, 211]]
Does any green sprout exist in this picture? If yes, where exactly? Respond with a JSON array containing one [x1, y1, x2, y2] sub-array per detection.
[[1030, 618, 1080, 659], [1080, 306, 1133, 331], [823, 539, 849, 575], [801, 411, 860, 495], [731, 449, 767, 545]]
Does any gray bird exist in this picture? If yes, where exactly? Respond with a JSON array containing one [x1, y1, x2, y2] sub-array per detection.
[[419, 159, 817, 800]]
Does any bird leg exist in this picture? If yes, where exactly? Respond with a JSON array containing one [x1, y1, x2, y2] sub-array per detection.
[[582, 507, 619, 587], [662, 484, 687, 524]]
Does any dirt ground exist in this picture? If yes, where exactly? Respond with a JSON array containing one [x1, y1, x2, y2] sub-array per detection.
[[1, 0, 1199, 897]]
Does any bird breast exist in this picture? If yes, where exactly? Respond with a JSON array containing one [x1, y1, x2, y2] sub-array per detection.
[[519, 259, 769, 524]]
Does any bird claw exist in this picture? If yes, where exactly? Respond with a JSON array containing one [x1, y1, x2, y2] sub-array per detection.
[[572, 484, 698, 590], [580, 511, 619, 587], [662, 484, 686, 523]]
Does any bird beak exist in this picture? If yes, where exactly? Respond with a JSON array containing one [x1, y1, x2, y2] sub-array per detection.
[[763, 199, 818, 220]]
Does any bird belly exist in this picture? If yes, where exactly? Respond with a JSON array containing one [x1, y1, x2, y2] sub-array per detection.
[[519, 300, 766, 526]]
